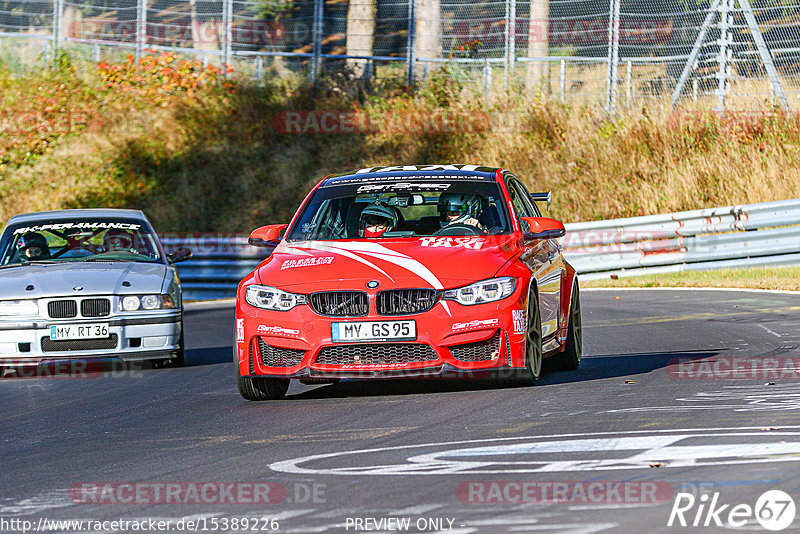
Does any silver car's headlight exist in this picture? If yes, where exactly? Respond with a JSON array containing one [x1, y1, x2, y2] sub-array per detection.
[[443, 277, 516, 306], [245, 285, 306, 311], [0, 299, 39, 316], [118, 295, 177, 311]]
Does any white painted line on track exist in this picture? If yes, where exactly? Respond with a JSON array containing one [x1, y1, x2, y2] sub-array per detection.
[[757, 324, 783, 337], [507, 523, 617, 533], [583, 287, 800, 295], [389, 504, 445, 516], [269, 426, 800, 476]]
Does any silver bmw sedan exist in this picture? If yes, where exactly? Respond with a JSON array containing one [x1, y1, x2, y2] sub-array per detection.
[[0, 209, 191, 373]]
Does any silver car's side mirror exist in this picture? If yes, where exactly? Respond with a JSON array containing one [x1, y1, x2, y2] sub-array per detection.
[[167, 247, 192, 263]]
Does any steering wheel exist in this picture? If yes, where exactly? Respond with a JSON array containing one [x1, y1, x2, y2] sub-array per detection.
[[432, 224, 485, 236]]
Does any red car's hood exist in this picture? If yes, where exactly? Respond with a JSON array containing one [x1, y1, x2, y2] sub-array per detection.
[[257, 236, 520, 291]]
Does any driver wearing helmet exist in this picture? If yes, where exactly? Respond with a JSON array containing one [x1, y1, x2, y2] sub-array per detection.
[[16, 232, 50, 261], [103, 229, 135, 253], [438, 193, 484, 231], [359, 204, 398, 238]]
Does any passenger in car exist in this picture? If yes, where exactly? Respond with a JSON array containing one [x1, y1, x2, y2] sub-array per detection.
[[16, 232, 51, 261]]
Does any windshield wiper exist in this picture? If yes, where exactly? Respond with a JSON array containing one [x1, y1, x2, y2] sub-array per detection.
[[0, 260, 59, 269]]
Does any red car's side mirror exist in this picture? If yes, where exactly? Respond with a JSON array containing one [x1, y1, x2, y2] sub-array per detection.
[[520, 217, 566, 241], [248, 224, 287, 248]]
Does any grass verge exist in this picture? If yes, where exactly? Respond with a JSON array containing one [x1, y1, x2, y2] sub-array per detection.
[[583, 266, 800, 291], [3, 54, 800, 232]]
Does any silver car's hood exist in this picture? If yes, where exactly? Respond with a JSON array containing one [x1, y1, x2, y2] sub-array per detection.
[[0, 262, 168, 299]]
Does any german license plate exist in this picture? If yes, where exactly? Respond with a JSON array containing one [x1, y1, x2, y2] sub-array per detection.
[[50, 323, 110, 341], [331, 320, 416, 342]]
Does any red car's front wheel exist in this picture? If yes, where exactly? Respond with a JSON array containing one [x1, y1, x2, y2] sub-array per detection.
[[519, 288, 543, 385]]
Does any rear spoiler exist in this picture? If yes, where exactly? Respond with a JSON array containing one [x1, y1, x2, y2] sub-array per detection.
[[530, 191, 552, 211]]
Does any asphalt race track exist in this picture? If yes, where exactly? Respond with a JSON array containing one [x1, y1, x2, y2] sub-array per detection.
[[2, 288, 800, 533]]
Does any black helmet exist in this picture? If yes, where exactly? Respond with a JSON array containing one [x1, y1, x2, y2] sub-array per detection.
[[438, 193, 482, 222], [103, 229, 134, 251], [16, 232, 50, 260], [359, 204, 398, 237]]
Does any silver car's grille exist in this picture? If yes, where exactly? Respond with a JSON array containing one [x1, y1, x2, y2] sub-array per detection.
[[376, 289, 438, 316], [41, 334, 118, 352], [48, 300, 78, 319], [450, 331, 502, 362], [315, 343, 437, 366], [257, 338, 305, 367], [81, 298, 110, 317], [309, 291, 368, 317]]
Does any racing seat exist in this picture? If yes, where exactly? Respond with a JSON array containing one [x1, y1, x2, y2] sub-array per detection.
[[478, 199, 503, 234]]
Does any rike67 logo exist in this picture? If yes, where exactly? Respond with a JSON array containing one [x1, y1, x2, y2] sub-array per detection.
[[668, 490, 796, 531]]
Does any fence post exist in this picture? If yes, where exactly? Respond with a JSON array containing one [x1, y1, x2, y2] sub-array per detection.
[[716, 0, 730, 112], [560, 59, 565, 101], [52, 0, 63, 65], [670, 0, 721, 107], [254, 56, 263, 82], [311, 0, 324, 84], [605, 0, 620, 115], [509, 0, 516, 84], [483, 58, 492, 98], [136, 0, 147, 59], [739, 0, 791, 111], [503, 0, 510, 90], [223, 0, 233, 71], [406, 0, 416, 86], [626, 60, 632, 107]]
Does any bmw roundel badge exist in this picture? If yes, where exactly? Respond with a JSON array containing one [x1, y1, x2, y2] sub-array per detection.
[[366, 280, 380, 289], [73, 286, 84, 292]]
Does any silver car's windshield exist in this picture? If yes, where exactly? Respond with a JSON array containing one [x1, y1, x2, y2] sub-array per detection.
[[0, 219, 162, 266]]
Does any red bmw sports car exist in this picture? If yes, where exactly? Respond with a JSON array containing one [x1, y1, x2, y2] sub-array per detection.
[[235, 165, 582, 400]]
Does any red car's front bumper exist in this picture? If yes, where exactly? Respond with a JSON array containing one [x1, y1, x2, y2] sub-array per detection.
[[236, 284, 529, 379]]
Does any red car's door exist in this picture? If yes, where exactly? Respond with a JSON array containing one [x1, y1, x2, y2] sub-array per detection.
[[505, 175, 563, 341]]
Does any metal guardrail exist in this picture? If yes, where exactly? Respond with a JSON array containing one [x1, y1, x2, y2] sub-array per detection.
[[166, 198, 800, 299], [563, 198, 800, 281]]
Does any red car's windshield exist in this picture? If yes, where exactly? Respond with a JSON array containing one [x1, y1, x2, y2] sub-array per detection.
[[287, 180, 511, 241]]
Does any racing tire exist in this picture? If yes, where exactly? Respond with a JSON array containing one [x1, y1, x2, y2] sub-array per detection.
[[235, 350, 290, 401], [518, 288, 543, 386], [171, 328, 185, 368], [546, 282, 583, 371], [237, 374, 290, 401]]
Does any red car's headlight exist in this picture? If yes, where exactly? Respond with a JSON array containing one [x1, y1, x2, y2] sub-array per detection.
[[442, 277, 516, 305], [245, 284, 307, 311]]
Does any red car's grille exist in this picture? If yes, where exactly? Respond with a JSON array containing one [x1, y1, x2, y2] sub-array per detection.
[[257, 338, 305, 368], [309, 291, 368, 317], [450, 331, 502, 362], [376, 289, 438, 316], [315, 343, 437, 366], [41, 334, 118, 352]]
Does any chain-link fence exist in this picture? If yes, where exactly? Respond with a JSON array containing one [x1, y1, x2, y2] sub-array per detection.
[[1, 0, 799, 111]]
